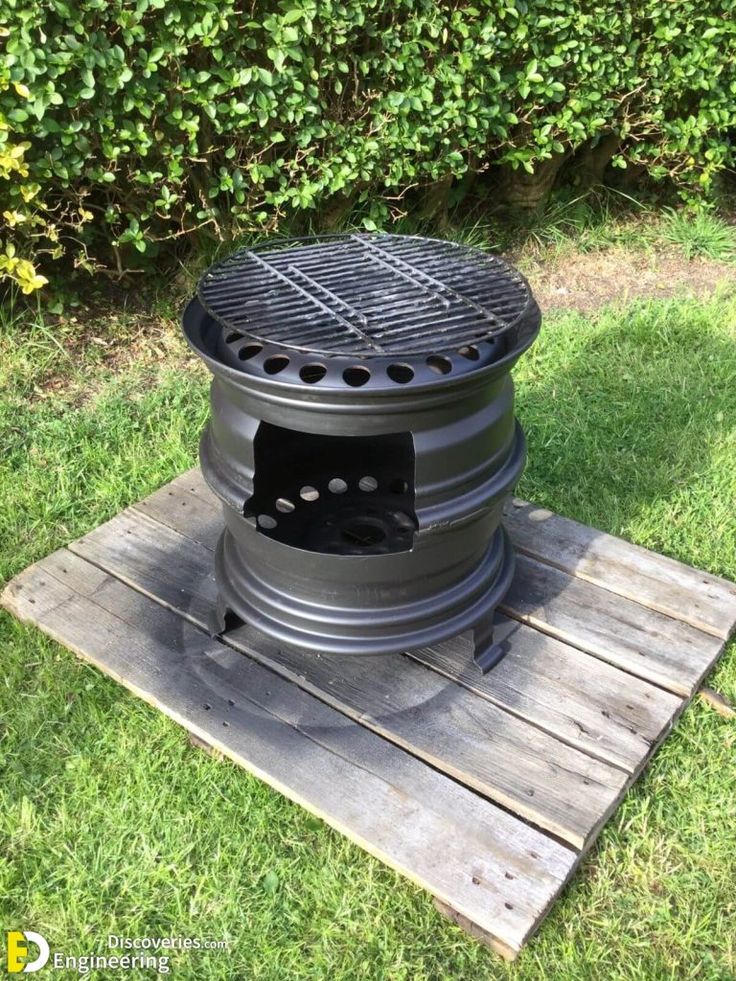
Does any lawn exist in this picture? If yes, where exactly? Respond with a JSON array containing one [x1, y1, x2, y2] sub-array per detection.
[[1, 227, 735, 978]]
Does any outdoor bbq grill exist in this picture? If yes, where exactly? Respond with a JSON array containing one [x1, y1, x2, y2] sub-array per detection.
[[182, 233, 541, 671]]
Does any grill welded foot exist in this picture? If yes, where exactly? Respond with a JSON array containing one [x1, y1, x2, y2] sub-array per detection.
[[209, 597, 244, 638], [472, 613, 507, 674], [473, 613, 522, 673]]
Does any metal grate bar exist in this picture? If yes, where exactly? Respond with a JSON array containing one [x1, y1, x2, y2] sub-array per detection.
[[351, 236, 498, 326], [347, 240, 451, 311], [287, 267, 369, 327], [246, 252, 384, 352]]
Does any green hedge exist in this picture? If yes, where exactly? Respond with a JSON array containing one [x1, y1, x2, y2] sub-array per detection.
[[1, 0, 735, 289]]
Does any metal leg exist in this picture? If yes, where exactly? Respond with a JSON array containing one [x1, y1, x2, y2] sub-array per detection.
[[472, 611, 519, 674], [209, 596, 244, 638]]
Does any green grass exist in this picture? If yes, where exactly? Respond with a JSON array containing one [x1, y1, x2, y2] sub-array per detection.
[[1, 286, 735, 979], [486, 192, 736, 261], [660, 209, 736, 262]]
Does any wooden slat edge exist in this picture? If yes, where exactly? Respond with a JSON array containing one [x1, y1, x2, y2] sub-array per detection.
[[504, 499, 736, 641], [501, 554, 725, 698], [434, 898, 519, 961]]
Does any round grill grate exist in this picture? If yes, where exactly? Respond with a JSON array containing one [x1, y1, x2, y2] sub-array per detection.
[[198, 233, 534, 358]]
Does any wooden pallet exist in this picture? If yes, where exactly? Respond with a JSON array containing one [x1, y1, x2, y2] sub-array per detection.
[[3, 469, 736, 960]]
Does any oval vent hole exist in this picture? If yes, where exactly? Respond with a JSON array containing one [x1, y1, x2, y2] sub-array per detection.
[[358, 476, 378, 492], [226, 331, 244, 344], [387, 363, 414, 384], [427, 355, 452, 375], [300, 486, 319, 502], [328, 478, 348, 494], [257, 514, 277, 529], [275, 498, 295, 513], [299, 363, 327, 384], [343, 366, 371, 387], [390, 478, 408, 494], [238, 344, 262, 361], [263, 355, 289, 375], [458, 345, 480, 361]]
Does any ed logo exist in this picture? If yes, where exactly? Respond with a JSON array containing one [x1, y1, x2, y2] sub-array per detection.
[[6, 932, 50, 973]]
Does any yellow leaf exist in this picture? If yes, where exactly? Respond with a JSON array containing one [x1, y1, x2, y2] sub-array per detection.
[[13, 82, 31, 100], [15, 258, 37, 279], [32, 274, 49, 288], [13, 258, 48, 293], [3, 209, 27, 226], [20, 183, 40, 202]]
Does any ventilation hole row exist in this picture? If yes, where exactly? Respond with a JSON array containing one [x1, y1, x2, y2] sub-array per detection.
[[347, 348, 480, 386], [228, 339, 484, 384], [257, 475, 405, 529]]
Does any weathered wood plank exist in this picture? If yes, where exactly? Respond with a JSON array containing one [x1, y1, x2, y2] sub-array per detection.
[[504, 499, 736, 640], [1, 549, 576, 957], [500, 555, 724, 697], [70, 507, 628, 847], [5, 469, 735, 957], [135, 469, 222, 548], [410, 621, 682, 773], [226, 627, 626, 847]]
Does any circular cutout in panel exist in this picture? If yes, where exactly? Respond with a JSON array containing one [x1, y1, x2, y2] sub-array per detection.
[[426, 355, 452, 375], [328, 478, 348, 494], [390, 478, 409, 494], [257, 514, 277, 529], [225, 331, 244, 344], [458, 344, 480, 361], [263, 355, 290, 375], [300, 485, 319, 502], [386, 363, 414, 384], [358, 476, 378, 492], [343, 366, 371, 387], [275, 497, 295, 513], [238, 343, 262, 361], [299, 363, 327, 384]]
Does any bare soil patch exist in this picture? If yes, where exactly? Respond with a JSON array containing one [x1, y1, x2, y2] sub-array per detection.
[[520, 245, 734, 314]]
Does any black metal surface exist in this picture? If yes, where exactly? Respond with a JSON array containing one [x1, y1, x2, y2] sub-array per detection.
[[195, 233, 536, 391], [183, 233, 541, 668]]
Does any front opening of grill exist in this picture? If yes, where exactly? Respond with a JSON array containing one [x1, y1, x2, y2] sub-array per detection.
[[244, 422, 417, 555]]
